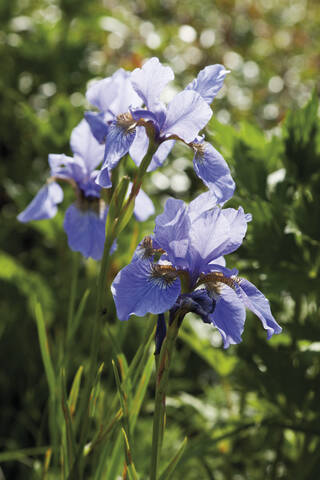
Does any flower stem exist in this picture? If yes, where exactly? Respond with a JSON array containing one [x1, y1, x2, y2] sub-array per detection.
[[150, 312, 182, 480], [77, 134, 160, 477]]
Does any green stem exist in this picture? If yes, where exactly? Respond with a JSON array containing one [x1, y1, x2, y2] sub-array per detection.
[[77, 134, 160, 478], [150, 313, 182, 480], [66, 252, 80, 345]]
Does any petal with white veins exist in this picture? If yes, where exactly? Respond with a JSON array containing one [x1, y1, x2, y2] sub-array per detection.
[[162, 90, 212, 143], [210, 284, 246, 348], [193, 141, 235, 204], [185, 64, 229, 104], [111, 259, 181, 321], [235, 279, 282, 339], [131, 57, 174, 109], [17, 182, 63, 223]]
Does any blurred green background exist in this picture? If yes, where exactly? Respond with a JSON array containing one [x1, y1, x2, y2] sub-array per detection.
[[1, 0, 320, 478]]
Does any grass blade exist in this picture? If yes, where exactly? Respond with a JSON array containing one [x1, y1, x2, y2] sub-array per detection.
[[159, 437, 188, 480]]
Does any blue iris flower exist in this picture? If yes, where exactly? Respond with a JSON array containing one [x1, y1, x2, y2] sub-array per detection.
[[85, 58, 235, 204], [111, 193, 282, 348], [18, 120, 155, 260]]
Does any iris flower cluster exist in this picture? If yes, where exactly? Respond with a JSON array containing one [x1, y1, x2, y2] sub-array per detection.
[[18, 120, 154, 260], [18, 56, 282, 346], [112, 193, 282, 347], [85, 57, 235, 203]]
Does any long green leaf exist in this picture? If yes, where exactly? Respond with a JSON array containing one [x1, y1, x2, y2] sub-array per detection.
[[0, 446, 48, 463], [68, 365, 83, 417], [34, 301, 56, 398], [130, 354, 154, 431], [159, 437, 188, 480]]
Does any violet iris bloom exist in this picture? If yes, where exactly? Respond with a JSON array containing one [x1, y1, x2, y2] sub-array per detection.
[[18, 120, 154, 260], [111, 193, 282, 348], [86, 58, 234, 204]]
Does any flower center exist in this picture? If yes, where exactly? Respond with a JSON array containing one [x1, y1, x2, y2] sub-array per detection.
[[150, 264, 178, 288], [117, 112, 136, 132], [197, 272, 236, 294]]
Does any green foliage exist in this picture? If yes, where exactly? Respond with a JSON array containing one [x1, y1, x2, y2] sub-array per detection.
[[1, 1, 320, 479]]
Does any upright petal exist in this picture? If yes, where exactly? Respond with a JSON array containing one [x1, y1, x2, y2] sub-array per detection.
[[189, 207, 231, 265], [49, 154, 85, 184], [209, 285, 246, 348], [133, 186, 155, 221], [131, 57, 174, 109], [193, 141, 235, 204], [154, 198, 190, 266], [70, 119, 105, 172], [185, 65, 229, 104], [111, 259, 181, 321], [17, 182, 63, 222], [188, 190, 218, 222], [220, 207, 250, 255], [235, 279, 282, 339], [108, 69, 142, 116], [162, 90, 212, 143], [63, 204, 107, 260], [84, 111, 109, 144], [86, 69, 141, 115], [86, 76, 117, 112]]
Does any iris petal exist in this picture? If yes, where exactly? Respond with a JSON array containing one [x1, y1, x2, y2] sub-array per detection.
[[63, 204, 107, 260], [162, 90, 212, 143], [111, 259, 181, 321], [236, 279, 282, 339], [70, 119, 105, 172], [193, 141, 235, 204], [131, 57, 174, 109], [210, 285, 246, 348], [17, 182, 63, 223], [186, 64, 229, 104]]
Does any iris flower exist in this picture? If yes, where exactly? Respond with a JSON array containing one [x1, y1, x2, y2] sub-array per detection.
[[111, 193, 282, 348], [18, 120, 154, 260], [86, 58, 235, 204]]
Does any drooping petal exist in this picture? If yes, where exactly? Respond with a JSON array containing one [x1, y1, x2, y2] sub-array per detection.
[[95, 167, 112, 189], [193, 141, 235, 204], [162, 90, 212, 143], [154, 198, 190, 267], [147, 140, 175, 172], [209, 285, 246, 348], [102, 120, 136, 171], [63, 204, 107, 260], [84, 111, 109, 144], [185, 64, 229, 104], [133, 186, 155, 221], [128, 127, 149, 167], [220, 207, 251, 255], [129, 128, 175, 172], [131, 57, 174, 109], [235, 279, 282, 339], [80, 170, 101, 198], [17, 182, 63, 223], [70, 119, 105, 172], [111, 259, 181, 321]]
